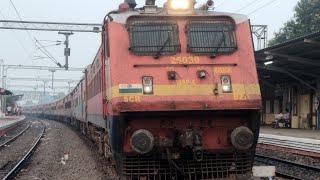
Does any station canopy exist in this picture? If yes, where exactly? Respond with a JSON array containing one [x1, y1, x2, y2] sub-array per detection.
[[255, 31, 320, 91], [0, 88, 13, 95]]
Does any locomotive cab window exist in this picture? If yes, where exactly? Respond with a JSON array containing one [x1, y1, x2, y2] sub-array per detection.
[[186, 20, 237, 55], [128, 22, 180, 57]]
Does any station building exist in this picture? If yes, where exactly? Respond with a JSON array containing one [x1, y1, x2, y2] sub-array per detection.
[[255, 31, 320, 129]]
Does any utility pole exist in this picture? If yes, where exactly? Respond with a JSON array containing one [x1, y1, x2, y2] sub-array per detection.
[[42, 81, 48, 100], [58, 32, 73, 70], [0, 59, 3, 88], [0, 59, 3, 115], [2, 66, 7, 89], [67, 81, 74, 92], [49, 69, 56, 89]]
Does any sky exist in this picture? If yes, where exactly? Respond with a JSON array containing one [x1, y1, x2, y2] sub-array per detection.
[[0, 0, 300, 94]]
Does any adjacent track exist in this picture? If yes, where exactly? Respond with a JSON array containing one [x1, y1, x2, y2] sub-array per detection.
[[0, 123, 31, 148], [1, 121, 45, 180], [255, 154, 320, 180]]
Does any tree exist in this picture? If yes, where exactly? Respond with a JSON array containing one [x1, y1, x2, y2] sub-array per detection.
[[269, 0, 320, 46]]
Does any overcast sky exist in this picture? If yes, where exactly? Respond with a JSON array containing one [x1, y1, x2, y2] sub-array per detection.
[[0, 0, 300, 93]]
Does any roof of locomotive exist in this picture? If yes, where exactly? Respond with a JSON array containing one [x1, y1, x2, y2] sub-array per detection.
[[108, 8, 249, 24]]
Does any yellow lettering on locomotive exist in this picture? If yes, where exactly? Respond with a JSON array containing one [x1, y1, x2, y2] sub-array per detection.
[[233, 94, 249, 101], [170, 56, 200, 64], [196, 66, 206, 70], [166, 67, 175, 70], [134, 96, 141, 102], [176, 79, 196, 86], [123, 96, 141, 102], [213, 67, 233, 74]]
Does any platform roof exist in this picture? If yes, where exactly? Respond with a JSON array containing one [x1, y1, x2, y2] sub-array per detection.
[[255, 31, 320, 91], [0, 88, 13, 95]]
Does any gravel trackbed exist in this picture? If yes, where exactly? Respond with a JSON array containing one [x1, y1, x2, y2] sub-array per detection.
[[16, 119, 118, 180]]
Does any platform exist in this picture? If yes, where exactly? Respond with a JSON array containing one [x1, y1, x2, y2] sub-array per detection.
[[258, 126, 320, 155], [0, 116, 25, 137], [260, 126, 320, 140]]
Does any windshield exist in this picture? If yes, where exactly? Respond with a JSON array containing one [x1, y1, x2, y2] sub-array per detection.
[[186, 21, 237, 55], [128, 22, 180, 56]]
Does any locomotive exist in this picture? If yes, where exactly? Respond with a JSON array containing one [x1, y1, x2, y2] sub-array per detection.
[[24, 0, 262, 179]]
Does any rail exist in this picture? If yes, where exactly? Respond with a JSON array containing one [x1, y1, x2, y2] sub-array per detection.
[[1, 121, 45, 180], [255, 154, 320, 180], [0, 123, 31, 148]]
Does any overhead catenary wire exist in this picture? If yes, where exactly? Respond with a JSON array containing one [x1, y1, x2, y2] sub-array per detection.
[[234, 0, 261, 13], [0, 8, 34, 62], [9, 0, 34, 42], [35, 39, 62, 67], [247, 0, 279, 15], [35, 40, 61, 66], [215, 0, 226, 9], [8, 0, 62, 67]]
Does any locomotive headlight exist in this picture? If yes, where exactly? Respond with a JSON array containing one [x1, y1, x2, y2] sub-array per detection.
[[142, 76, 153, 94], [168, 0, 192, 10], [221, 75, 232, 93], [145, 0, 155, 5], [144, 86, 152, 94], [222, 85, 230, 92]]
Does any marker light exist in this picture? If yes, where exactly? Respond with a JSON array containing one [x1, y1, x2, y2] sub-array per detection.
[[222, 85, 229, 92], [264, 61, 273, 65], [168, 0, 192, 10], [142, 76, 153, 94], [145, 0, 155, 5], [221, 75, 232, 93]]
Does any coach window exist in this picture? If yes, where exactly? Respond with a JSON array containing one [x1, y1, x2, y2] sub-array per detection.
[[186, 20, 237, 56], [128, 21, 180, 57]]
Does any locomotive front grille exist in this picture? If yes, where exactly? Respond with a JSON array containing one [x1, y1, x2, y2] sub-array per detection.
[[122, 152, 252, 180]]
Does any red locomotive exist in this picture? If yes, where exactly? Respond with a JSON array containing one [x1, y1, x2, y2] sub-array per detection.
[[24, 0, 262, 179]]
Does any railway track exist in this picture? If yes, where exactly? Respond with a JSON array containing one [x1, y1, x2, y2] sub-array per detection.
[[0, 121, 45, 180], [255, 154, 320, 180], [0, 122, 31, 148]]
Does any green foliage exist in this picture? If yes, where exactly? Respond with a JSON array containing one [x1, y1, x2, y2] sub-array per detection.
[[269, 0, 320, 46]]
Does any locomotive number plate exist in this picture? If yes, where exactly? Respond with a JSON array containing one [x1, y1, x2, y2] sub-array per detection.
[[170, 56, 200, 64]]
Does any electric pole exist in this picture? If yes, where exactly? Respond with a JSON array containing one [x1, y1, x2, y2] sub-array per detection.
[[67, 81, 74, 92], [0, 59, 3, 88], [58, 32, 73, 70], [43, 81, 47, 97], [2, 66, 7, 89], [49, 69, 56, 89]]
